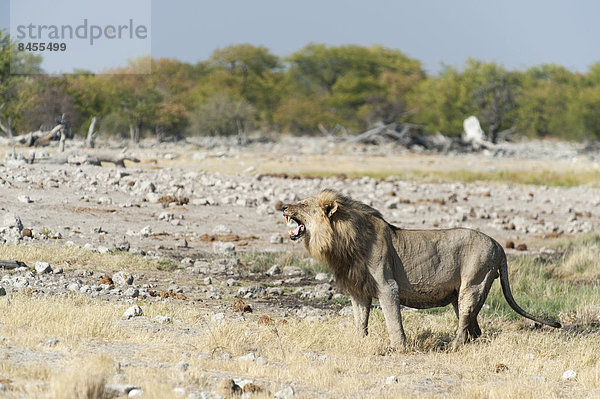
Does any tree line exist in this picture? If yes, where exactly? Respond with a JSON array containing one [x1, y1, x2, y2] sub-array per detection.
[[2, 30, 600, 142]]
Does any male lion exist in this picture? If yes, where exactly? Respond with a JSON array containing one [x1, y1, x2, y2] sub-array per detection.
[[282, 189, 561, 350]]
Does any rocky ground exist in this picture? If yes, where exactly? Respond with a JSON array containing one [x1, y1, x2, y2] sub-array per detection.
[[0, 137, 599, 398]]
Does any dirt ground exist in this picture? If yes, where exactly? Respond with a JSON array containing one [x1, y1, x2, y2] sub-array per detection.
[[0, 137, 599, 398]]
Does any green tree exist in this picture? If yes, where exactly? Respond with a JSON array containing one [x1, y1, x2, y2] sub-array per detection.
[[0, 30, 43, 136]]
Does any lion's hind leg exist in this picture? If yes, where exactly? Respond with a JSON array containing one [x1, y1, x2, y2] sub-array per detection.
[[452, 300, 482, 340]]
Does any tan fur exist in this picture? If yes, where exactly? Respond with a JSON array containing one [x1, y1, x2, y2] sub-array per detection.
[[282, 189, 561, 350]]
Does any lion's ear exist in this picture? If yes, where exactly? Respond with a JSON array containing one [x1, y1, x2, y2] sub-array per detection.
[[321, 200, 338, 218]]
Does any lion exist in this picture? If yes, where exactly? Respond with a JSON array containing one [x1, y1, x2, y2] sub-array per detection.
[[282, 189, 561, 350]]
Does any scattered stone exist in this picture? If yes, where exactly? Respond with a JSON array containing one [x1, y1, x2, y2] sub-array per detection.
[[267, 265, 282, 276], [39, 337, 60, 347], [0, 286, 6, 296], [34, 261, 53, 274], [3, 212, 23, 231], [314, 273, 331, 282], [216, 378, 242, 398], [385, 375, 399, 384], [18, 195, 32, 204], [122, 305, 143, 320], [21, 228, 33, 238], [67, 282, 81, 292], [105, 384, 141, 397], [176, 361, 189, 372], [516, 243, 528, 251], [213, 242, 236, 256], [128, 388, 144, 398], [505, 240, 515, 249], [282, 266, 304, 277], [274, 385, 295, 399], [561, 369, 577, 381], [212, 224, 232, 235], [97, 246, 110, 254], [113, 271, 134, 286], [115, 240, 131, 252], [225, 278, 240, 287], [153, 315, 172, 324], [123, 288, 140, 298], [270, 234, 284, 244], [203, 277, 212, 285]]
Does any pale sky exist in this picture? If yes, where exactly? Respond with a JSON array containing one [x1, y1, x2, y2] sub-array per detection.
[[1, 0, 599, 74]]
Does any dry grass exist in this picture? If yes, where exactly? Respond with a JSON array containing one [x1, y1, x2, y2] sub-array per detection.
[[0, 243, 175, 272], [0, 236, 599, 397]]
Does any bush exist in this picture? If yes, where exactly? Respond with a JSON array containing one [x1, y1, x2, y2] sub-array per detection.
[[186, 94, 256, 136]]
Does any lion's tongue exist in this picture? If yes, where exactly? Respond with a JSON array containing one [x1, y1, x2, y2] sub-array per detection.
[[291, 225, 302, 236]]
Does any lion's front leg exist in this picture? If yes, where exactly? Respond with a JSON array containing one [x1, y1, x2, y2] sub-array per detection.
[[377, 279, 407, 350], [350, 296, 371, 336]]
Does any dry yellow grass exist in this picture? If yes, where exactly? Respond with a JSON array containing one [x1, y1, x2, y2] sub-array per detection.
[[0, 237, 599, 397], [0, 290, 598, 398]]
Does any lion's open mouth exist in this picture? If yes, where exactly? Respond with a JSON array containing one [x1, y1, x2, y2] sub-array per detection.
[[285, 215, 305, 240]]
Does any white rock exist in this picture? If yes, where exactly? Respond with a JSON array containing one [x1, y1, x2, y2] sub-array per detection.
[[561, 369, 577, 381], [34, 261, 53, 274], [211, 312, 225, 323], [237, 352, 256, 362], [67, 283, 81, 292], [146, 193, 161, 203], [97, 246, 110, 254], [212, 224, 232, 234], [315, 273, 331, 282], [128, 389, 144, 398], [18, 195, 32, 203], [113, 271, 134, 286], [158, 212, 174, 222], [282, 266, 304, 277], [153, 315, 172, 324], [385, 375, 399, 384], [213, 242, 235, 255], [462, 116, 487, 146], [176, 361, 189, 372], [267, 265, 281, 276], [3, 213, 23, 231], [274, 385, 295, 399], [122, 305, 143, 320]]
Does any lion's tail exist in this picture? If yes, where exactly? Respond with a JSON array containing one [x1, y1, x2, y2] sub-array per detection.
[[499, 254, 562, 329]]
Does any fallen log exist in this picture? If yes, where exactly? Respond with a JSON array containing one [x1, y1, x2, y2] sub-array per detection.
[[67, 153, 140, 167], [0, 260, 27, 270]]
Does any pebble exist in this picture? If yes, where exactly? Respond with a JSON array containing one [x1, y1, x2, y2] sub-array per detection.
[[176, 361, 189, 372], [113, 271, 134, 286], [267, 265, 282, 276], [274, 385, 295, 399], [128, 389, 144, 398], [213, 242, 236, 255], [0, 286, 5, 296], [561, 370, 577, 381], [385, 375, 399, 384], [282, 266, 304, 277], [34, 261, 53, 274], [270, 234, 284, 244], [122, 305, 143, 320]]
